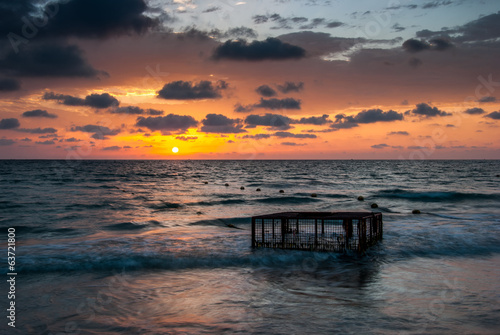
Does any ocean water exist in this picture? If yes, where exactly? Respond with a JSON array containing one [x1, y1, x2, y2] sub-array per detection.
[[0, 160, 499, 334]]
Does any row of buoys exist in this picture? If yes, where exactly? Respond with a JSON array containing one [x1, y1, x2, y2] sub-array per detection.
[[359, 195, 421, 214]]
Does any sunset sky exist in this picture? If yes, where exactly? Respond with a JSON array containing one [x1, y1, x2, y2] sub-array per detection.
[[0, 0, 499, 159]]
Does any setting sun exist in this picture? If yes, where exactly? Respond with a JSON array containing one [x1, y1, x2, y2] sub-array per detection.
[[172, 147, 179, 153]]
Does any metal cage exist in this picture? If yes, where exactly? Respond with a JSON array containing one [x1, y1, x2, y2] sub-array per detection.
[[252, 212, 383, 253]]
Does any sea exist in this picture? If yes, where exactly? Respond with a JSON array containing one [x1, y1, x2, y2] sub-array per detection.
[[0, 160, 499, 334]]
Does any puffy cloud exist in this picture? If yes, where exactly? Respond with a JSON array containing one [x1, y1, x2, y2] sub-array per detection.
[[22, 109, 57, 118], [388, 131, 409, 136], [241, 134, 272, 139], [212, 38, 306, 61], [478, 96, 496, 103], [135, 114, 198, 134], [102, 146, 121, 151], [281, 142, 306, 146], [0, 139, 15, 146], [332, 109, 403, 130], [422, 1, 453, 9], [296, 114, 331, 125], [0, 78, 21, 91], [43, 92, 119, 108], [43, 0, 158, 39], [464, 108, 485, 115], [200, 114, 246, 133], [35, 140, 55, 145], [70, 124, 120, 139], [244, 113, 294, 130], [0, 43, 103, 78], [254, 98, 301, 110], [0, 118, 21, 129], [326, 21, 343, 28], [484, 111, 500, 120], [16, 127, 57, 134], [277, 81, 304, 93], [371, 143, 390, 149], [255, 85, 277, 97], [110, 106, 163, 115], [157, 80, 227, 100], [402, 39, 430, 53], [407, 103, 451, 117], [273, 131, 316, 139]]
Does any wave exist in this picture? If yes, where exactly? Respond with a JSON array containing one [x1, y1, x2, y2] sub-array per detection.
[[375, 189, 500, 202], [189, 217, 251, 227], [254, 196, 319, 204], [147, 201, 184, 211], [188, 199, 246, 206], [104, 220, 162, 231]]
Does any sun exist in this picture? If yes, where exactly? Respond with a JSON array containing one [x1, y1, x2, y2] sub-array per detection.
[[172, 147, 179, 153]]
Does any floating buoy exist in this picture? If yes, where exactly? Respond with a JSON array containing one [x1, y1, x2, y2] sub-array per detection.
[[240, 186, 245, 190], [225, 183, 229, 187], [371, 203, 378, 208], [412, 209, 421, 214], [256, 188, 261, 191], [196, 211, 203, 215], [227, 223, 236, 228], [311, 193, 317, 197], [279, 190, 284, 193], [204, 181, 208, 184], [357, 196, 364, 201], [496, 174, 500, 177]]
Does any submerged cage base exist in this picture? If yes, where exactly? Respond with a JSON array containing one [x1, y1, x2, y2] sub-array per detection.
[[252, 212, 383, 253]]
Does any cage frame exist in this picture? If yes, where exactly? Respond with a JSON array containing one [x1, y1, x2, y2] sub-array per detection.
[[251, 212, 383, 253]]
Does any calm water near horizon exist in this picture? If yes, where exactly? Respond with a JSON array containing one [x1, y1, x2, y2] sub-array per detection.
[[1, 160, 499, 334]]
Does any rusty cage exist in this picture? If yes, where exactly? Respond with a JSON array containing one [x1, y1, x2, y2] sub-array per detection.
[[251, 212, 383, 253]]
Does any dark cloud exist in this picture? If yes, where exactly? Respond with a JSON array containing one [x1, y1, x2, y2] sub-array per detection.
[[200, 114, 246, 134], [388, 131, 409, 136], [42, 0, 158, 39], [22, 109, 57, 118], [0, 139, 15, 146], [241, 134, 271, 139], [65, 137, 81, 142], [234, 103, 254, 113], [273, 131, 316, 139], [245, 113, 294, 130], [332, 109, 403, 130], [254, 98, 301, 110], [35, 140, 55, 145], [326, 21, 343, 28], [110, 106, 162, 115], [371, 144, 390, 149], [70, 124, 120, 139], [429, 38, 454, 51], [296, 114, 331, 125], [407, 103, 451, 117], [478, 96, 496, 103], [16, 127, 57, 134], [464, 108, 485, 115], [252, 15, 269, 24], [202, 6, 220, 13], [43, 92, 119, 108], [102, 146, 121, 151], [281, 142, 306, 146], [0, 43, 104, 78], [255, 85, 277, 97], [392, 23, 405, 32], [157, 80, 227, 100], [135, 114, 198, 134], [277, 81, 304, 93], [277, 31, 362, 58], [0, 78, 21, 91], [175, 136, 198, 141], [416, 12, 500, 43], [0, 118, 21, 129], [212, 38, 306, 61], [402, 39, 430, 53], [484, 111, 500, 120], [299, 18, 325, 30], [422, 1, 452, 9]]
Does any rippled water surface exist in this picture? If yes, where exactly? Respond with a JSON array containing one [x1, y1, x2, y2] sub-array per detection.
[[1, 160, 499, 334]]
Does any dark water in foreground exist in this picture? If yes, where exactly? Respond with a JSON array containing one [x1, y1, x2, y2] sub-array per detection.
[[0, 160, 499, 334]]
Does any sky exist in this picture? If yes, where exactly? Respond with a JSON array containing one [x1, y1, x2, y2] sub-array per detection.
[[0, 0, 499, 159]]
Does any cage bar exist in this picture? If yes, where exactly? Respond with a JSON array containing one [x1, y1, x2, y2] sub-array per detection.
[[251, 212, 383, 253]]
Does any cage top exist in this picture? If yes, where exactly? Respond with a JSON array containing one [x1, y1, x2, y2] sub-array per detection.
[[252, 211, 381, 220]]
